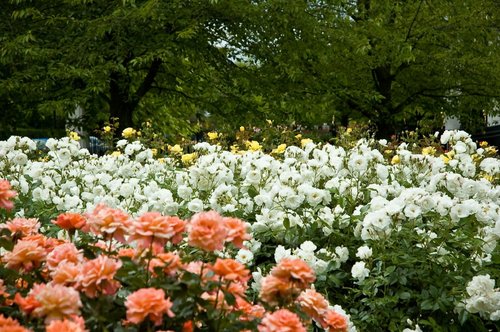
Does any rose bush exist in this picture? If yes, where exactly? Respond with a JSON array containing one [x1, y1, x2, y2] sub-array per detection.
[[0, 129, 499, 330], [0, 193, 352, 331]]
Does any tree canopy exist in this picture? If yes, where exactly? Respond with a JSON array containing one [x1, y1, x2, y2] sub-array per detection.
[[1, 0, 499, 137]]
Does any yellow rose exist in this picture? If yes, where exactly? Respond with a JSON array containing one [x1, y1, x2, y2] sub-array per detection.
[[207, 132, 219, 140], [151, 148, 158, 156], [422, 147, 436, 156], [68, 131, 80, 141], [346, 127, 353, 134], [111, 151, 122, 157], [103, 126, 111, 133], [239, 126, 245, 132], [440, 155, 450, 164], [271, 143, 286, 154], [391, 155, 401, 165], [479, 141, 489, 148], [300, 138, 313, 147], [168, 144, 183, 154], [295, 134, 302, 139], [485, 146, 498, 154], [247, 140, 262, 151], [181, 153, 197, 164], [122, 127, 136, 138]]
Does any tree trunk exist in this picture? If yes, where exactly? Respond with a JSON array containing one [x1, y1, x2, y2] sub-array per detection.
[[108, 59, 162, 136], [109, 71, 136, 135], [372, 65, 397, 138]]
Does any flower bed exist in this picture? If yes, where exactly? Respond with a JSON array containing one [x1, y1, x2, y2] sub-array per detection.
[[0, 130, 499, 331]]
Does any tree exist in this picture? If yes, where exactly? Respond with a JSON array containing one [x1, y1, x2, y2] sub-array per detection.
[[248, 0, 500, 136], [1, 0, 499, 138], [0, 0, 268, 136]]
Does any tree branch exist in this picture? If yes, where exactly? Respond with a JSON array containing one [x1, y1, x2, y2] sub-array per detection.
[[134, 58, 162, 100], [405, 0, 425, 41]]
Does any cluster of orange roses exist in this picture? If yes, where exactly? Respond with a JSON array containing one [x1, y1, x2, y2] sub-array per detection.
[[0, 179, 348, 331]]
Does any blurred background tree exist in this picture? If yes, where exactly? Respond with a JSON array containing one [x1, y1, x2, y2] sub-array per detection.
[[1, 0, 498, 139]]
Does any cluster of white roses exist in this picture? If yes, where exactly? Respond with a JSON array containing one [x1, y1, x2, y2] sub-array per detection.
[[1, 130, 499, 322], [463, 274, 500, 321]]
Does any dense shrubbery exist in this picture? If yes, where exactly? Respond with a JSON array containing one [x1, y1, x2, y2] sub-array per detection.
[[0, 129, 499, 331]]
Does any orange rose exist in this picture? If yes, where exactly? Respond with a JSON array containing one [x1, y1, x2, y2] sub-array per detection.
[[211, 258, 250, 283], [118, 247, 140, 261], [258, 309, 306, 332], [182, 320, 194, 332], [52, 213, 86, 231], [235, 297, 266, 321], [296, 289, 329, 325], [21, 234, 64, 256], [148, 252, 182, 277], [77, 255, 122, 298], [46, 316, 87, 332], [50, 262, 81, 286], [1, 217, 40, 238], [201, 290, 231, 310], [46, 243, 83, 271], [323, 309, 348, 332], [85, 204, 131, 242], [3, 239, 46, 272], [271, 258, 316, 288], [129, 212, 186, 253], [0, 179, 16, 211], [224, 281, 248, 298], [188, 211, 227, 252], [32, 283, 82, 324], [125, 288, 174, 326], [0, 313, 29, 332], [259, 275, 295, 306], [223, 217, 251, 248]]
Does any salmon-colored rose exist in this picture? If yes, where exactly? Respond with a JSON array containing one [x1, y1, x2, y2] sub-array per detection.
[[118, 247, 138, 259], [323, 309, 348, 332], [296, 289, 329, 324], [0, 313, 29, 332], [46, 316, 87, 332], [22, 234, 62, 254], [148, 252, 182, 277], [14, 283, 44, 316], [235, 297, 266, 321], [271, 258, 315, 288], [125, 288, 174, 326], [188, 211, 227, 252], [3, 239, 46, 272], [223, 217, 251, 248], [85, 204, 131, 242], [0, 179, 16, 211], [201, 290, 231, 310], [50, 262, 81, 286], [224, 281, 247, 298], [46, 243, 83, 271], [211, 258, 250, 283], [129, 212, 186, 253], [1, 217, 40, 238], [32, 283, 82, 324], [259, 275, 295, 306], [258, 309, 306, 332], [52, 212, 86, 231], [77, 255, 122, 298]]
